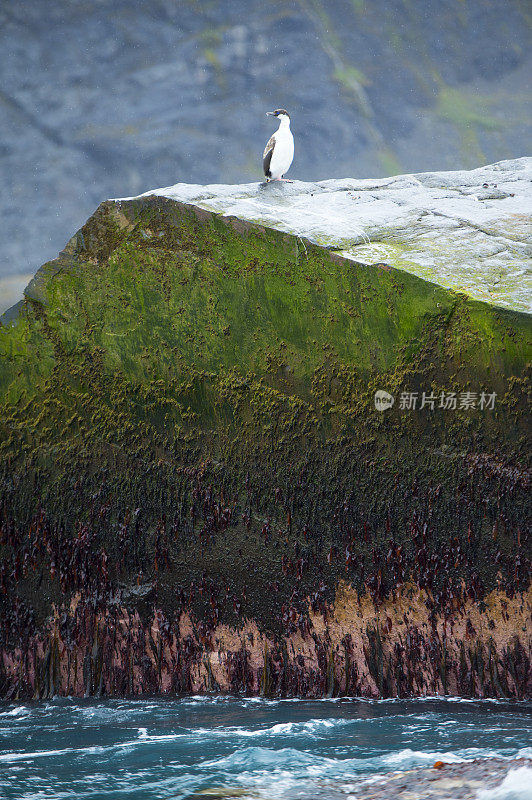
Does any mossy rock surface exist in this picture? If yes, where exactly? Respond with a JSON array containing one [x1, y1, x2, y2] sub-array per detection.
[[0, 187, 530, 656], [126, 157, 532, 313]]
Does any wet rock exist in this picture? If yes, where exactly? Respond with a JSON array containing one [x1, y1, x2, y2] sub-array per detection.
[[0, 164, 529, 698], [347, 758, 532, 800]]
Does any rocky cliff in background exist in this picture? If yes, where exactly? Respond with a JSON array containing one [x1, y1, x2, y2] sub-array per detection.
[[1, 0, 531, 302], [0, 160, 530, 700]]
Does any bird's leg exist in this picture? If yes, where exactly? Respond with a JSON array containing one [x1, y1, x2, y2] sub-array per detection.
[[277, 177, 293, 182]]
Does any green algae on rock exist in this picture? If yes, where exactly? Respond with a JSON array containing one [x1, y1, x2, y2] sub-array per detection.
[[128, 157, 532, 313], [0, 166, 530, 699]]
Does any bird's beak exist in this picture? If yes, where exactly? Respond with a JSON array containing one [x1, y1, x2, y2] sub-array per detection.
[[266, 111, 275, 116]]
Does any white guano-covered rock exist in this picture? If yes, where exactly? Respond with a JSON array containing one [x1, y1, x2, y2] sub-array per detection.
[[123, 158, 532, 313]]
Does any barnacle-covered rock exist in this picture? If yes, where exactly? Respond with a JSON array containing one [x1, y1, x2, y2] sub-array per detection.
[[0, 160, 530, 699]]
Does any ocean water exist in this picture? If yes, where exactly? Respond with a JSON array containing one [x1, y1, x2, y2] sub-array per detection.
[[0, 697, 530, 799]]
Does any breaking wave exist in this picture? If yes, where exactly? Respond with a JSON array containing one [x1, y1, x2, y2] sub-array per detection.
[[478, 766, 532, 800]]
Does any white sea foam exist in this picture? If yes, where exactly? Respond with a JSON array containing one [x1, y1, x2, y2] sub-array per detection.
[[125, 732, 188, 745], [266, 718, 341, 735], [201, 746, 337, 771], [477, 766, 532, 800], [0, 733, 187, 763], [0, 706, 30, 718], [194, 717, 351, 739], [199, 745, 501, 777], [383, 747, 466, 766], [0, 748, 75, 762], [156, 693, 522, 707]]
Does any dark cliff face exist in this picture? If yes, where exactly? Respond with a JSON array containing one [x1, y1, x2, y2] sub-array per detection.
[[1, 0, 531, 290], [0, 196, 530, 699]]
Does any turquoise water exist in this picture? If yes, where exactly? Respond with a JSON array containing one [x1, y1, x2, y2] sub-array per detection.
[[0, 697, 530, 799]]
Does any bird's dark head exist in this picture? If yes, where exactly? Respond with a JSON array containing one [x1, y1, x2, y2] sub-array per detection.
[[266, 108, 290, 122]]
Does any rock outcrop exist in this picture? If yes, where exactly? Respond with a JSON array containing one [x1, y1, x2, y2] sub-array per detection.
[[129, 157, 532, 312], [0, 160, 530, 699]]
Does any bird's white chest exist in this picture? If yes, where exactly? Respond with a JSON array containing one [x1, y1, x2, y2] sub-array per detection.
[[270, 127, 294, 178]]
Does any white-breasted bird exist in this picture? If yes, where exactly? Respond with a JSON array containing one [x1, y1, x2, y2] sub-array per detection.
[[263, 109, 294, 182]]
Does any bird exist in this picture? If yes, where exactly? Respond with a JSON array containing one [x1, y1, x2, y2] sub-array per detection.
[[263, 109, 294, 182]]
